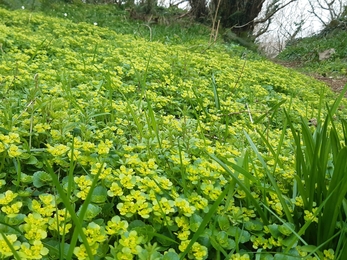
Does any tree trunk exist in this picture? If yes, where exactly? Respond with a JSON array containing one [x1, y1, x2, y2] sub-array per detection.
[[189, 0, 209, 21], [212, 0, 265, 34]]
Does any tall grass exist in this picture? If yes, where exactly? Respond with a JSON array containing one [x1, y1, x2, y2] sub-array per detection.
[[211, 84, 347, 258], [286, 84, 347, 255]]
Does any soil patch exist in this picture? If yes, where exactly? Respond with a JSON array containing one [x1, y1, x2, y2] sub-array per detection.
[[307, 74, 347, 93], [272, 59, 347, 93]]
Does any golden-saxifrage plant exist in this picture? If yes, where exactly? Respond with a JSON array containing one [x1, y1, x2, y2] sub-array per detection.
[[0, 5, 346, 260]]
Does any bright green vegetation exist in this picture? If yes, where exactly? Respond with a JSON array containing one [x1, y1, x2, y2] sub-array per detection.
[[0, 4, 347, 260], [278, 28, 347, 77], [0, 0, 212, 45]]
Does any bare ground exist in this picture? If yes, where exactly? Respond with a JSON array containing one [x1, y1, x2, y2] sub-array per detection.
[[272, 59, 347, 93]]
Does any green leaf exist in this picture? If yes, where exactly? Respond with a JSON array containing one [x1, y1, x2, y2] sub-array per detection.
[[44, 240, 69, 259], [244, 130, 294, 224], [320, 146, 347, 245], [268, 224, 281, 239], [19, 153, 31, 160], [20, 173, 33, 184], [227, 226, 250, 243], [255, 251, 274, 260], [238, 230, 250, 244], [217, 215, 230, 231], [0, 232, 21, 260], [129, 220, 146, 229], [210, 235, 229, 256], [163, 251, 180, 260], [190, 213, 203, 232], [91, 186, 108, 204], [254, 99, 286, 124], [4, 214, 26, 226], [273, 253, 301, 260], [328, 83, 347, 117], [278, 223, 295, 236], [281, 234, 298, 248], [33, 171, 52, 188], [72, 127, 82, 137], [26, 155, 38, 165], [132, 225, 155, 243], [0, 127, 9, 134], [78, 204, 101, 221], [244, 219, 263, 231], [215, 231, 229, 245], [153, 231, 178, 247]]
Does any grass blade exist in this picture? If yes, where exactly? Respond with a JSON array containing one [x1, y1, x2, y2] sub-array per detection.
[[211, 73, 220, 110], [180, 182, 231, 260], [320, 147, 347, 245], [244, 131, 294, 224], [209, 154, 268, 224], [0, 232, 21, 259], [44, 159, 98, 259], [146, 98, 162, 149]]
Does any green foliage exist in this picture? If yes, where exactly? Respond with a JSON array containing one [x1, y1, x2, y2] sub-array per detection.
[[284, 84, 347, 253], [0, 3, 346, 260], [278, 28, 347, 76]]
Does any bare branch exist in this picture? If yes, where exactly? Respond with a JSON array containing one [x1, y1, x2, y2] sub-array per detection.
[[308, 0, 329, 26], [254, 0, 297, 25], [234, 0, 297, 29], [253, 19, 271, 38]]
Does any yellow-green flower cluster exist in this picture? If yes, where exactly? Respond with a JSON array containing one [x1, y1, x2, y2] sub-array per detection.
[[0, 132, 22, 157], [48, 209, 73, 235], [0, 234, 21, 258], [0, 5, 345, 259], [31, 194, 56, 217], [75, 175, 93, 200], [178, 240, 208, 260]]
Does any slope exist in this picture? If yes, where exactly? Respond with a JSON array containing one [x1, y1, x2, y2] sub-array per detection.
[[0, 6, 346, 260]]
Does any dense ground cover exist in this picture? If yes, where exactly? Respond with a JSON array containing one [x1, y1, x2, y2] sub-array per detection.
[[0, 5, 347, 260]]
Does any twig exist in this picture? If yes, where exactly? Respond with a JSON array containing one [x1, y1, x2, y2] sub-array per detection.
[[210, 0, 221, 43], [214, 19, 220, 42], [141, 24, 152, 41], [233, 57, 247, 89], [246, 103, 254, 124], [177, 10, 191, 19]]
